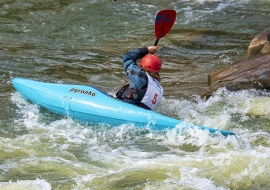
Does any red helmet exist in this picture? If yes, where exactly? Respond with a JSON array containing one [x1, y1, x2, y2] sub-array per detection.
[[140, 54, 162, 73]]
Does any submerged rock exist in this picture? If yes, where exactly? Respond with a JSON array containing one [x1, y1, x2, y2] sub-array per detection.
[[248, 97, 270, 116], [202, 30, 270, 99]]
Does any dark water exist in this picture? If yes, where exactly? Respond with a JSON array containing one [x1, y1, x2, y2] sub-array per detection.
[[1, 0, 270, 189]]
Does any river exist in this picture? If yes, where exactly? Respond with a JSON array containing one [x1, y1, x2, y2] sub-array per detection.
[[1, 0, 270, 189]]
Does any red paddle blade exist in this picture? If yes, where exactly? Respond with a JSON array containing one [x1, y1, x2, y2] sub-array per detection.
[[155, 10, 176, 41]]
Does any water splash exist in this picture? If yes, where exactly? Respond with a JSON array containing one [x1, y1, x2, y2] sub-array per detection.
[[0, 178, 51, 190]]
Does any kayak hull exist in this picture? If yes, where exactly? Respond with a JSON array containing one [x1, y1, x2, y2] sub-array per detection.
[[12, 78, 236, 136]]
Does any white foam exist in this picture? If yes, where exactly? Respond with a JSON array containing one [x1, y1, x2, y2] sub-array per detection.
[[11, 92, 41, 128], [0, 178, 51, 190], [171, 166, 228, 190], [9, 88, 270, 189]]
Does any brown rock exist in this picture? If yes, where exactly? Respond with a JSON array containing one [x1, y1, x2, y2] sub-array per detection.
[[202, 54, 270, 98], [247, 29, 270, 56], [201, 30, 270, 98]]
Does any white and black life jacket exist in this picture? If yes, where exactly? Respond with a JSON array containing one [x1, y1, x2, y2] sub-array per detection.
[[116, 73, 163, 111]]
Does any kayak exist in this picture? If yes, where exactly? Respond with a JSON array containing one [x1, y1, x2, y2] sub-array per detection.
[[12, 78, 236, 137]]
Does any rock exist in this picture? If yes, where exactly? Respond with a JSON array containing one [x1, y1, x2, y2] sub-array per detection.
[[201, 53, 270, 98], [247, 29, 270, 56], [201, 30, 270, 99], [260, 39, 270, 54]]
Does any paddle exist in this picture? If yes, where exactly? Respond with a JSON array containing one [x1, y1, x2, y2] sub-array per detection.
[[154, 10, 176, 46]]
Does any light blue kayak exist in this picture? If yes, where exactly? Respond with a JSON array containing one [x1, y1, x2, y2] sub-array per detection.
[[12, 78, 236, 136]]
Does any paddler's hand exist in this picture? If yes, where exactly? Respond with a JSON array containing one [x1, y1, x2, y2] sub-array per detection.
[[148, 46, 158, 54]]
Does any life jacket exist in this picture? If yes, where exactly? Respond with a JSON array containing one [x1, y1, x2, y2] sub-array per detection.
[[141, 73, 163, 110], [116, 73, 163, 111]]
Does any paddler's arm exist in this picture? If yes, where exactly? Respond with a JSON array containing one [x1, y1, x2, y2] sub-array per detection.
[[122, 46, 158, 89], [122, 46, 158, 73]]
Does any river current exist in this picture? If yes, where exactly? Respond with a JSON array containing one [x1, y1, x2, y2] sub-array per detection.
[[1, 0, 270, 189]]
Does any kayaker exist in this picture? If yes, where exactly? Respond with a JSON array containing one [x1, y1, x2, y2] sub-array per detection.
[[116, 46, 163, 111]]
